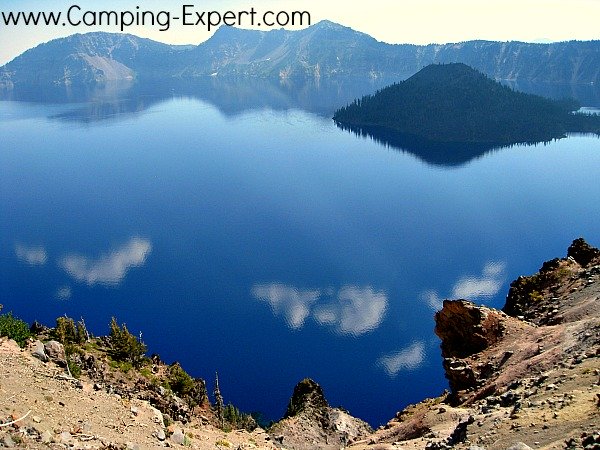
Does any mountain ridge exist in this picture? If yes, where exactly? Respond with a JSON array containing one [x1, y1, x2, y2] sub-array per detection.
[[2, 20, 600, 86]]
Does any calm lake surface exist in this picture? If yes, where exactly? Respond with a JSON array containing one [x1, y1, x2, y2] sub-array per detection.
[[1, 79, 600, 426]]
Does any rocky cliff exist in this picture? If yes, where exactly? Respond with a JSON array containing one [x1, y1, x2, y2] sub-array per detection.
[[268, 378, 373, 449], [2, 20, 600, 86], [352, 238, 599, 449], [0, 32, 190, 87]]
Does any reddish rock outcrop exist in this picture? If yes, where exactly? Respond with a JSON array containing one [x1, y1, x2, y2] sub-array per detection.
[[431, 238, 600, 410], [435, 300, 508, 359], [434, 301, 528, 397]]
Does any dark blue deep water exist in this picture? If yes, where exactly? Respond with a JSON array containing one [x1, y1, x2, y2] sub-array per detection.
[[1, 79, 600, 426]]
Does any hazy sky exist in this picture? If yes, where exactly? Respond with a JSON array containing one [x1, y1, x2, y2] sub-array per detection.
[[1, 0, 600, 65]]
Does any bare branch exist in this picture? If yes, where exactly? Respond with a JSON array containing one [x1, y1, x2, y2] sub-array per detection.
[[0, 410, 32, 427]]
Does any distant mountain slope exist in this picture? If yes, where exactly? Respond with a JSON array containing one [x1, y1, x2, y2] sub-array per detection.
[[420, 40, 600, 85], [2, 20, 600, 86], [178, 20, 416, 79], [0, 32, 189, 86], [333, 63, 600, 144]]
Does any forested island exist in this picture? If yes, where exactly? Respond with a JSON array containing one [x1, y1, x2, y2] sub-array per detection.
[[333, 63, 600, 144]]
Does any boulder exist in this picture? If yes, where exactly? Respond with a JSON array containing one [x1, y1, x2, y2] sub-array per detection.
[[442, 358, 477, 393], [567, 237, 600, 267], [29, 321, 48, 334], [506, 443, 533, 450], [44, 340, 67, 367], [2, 435, 16, 448], [434, 300, 507, 359], [31, 340, 48, 362], [170, 428, 185, 445], [40, 430, 53, 443]]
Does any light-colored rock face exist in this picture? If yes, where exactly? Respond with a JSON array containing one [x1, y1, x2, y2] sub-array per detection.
[[80, 55, 135, 81], [31, 340, 48, 362], [44, 340, 66, 365]]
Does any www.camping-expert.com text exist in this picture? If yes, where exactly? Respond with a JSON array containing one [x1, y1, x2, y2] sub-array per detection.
[[0, 5, 311, 32]]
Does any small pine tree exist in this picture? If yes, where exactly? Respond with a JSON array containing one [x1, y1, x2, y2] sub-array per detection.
[[76, 317, 89, 344], [55, 316, 77, 344], [108, 317, 147, 368], [223, 403, 240, 425], [214, 372, 224, 428], [55, 316, 89, 345], [222, 403, 257, 431]]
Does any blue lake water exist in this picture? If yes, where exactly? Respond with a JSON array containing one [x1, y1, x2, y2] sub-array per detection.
[[1, 79, 600, 426]]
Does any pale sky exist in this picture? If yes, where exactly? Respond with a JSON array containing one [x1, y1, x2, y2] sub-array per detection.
[[1, 0, 600, 65]]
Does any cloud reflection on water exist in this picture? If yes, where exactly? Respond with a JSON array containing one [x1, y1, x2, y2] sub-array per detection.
[[251, 283, 387, 336], [378, 341, 426, 376], [420, 289, 444, 312], [60, 237, 152, 286], [15, 244, 48, 265], [55, 286, 72, 300], [421, 260, 506, 311], [251, 283, 321, 329], [451, 261, 506, 299]]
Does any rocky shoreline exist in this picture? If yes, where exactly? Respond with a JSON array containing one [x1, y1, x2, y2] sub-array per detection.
[[0, 239, 598, 449]]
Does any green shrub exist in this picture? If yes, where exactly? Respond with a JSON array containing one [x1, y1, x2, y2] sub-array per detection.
[[165, 363, 208, 407], [167, 363, 195, 397], [119, 361, 133, 373], [556, 267, 573, 279], [528, 290, 544, 302], [108, 317, 147, 368], [67, 360, 82, 378], [0, 312, 31, 347], [64, 343, 84, 358]]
